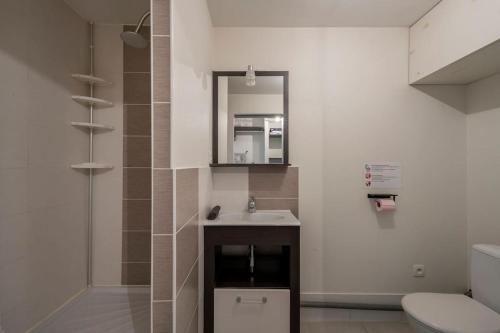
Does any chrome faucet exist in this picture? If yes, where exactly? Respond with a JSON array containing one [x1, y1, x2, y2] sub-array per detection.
[[248, 197, 256, 213]]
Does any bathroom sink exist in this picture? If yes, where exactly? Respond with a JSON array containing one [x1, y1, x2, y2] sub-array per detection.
[[220, 212, 284, 222], [205, 210, 300, 226]]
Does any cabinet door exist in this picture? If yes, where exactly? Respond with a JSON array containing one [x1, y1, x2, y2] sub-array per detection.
[[214, 289, 290, 333]]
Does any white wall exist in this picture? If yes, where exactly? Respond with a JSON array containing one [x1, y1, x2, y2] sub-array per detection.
[[172, 0, 214, 331], [466, 73, 500, 267], [0, 0, 89, 331], [171, 0, 213, 169], [92, 24, 124, 286], [409, 0, 500, 83], [213, 28, 468, 301]]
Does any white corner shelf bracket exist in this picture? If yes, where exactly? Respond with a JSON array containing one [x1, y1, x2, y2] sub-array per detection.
[[69, 22, 115, 287]]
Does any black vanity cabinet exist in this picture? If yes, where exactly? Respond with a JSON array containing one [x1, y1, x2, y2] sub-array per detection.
[[204, 225, 300, 333]]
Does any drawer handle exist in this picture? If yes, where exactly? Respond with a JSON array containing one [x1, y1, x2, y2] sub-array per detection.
[[236, 296, 268, 304]]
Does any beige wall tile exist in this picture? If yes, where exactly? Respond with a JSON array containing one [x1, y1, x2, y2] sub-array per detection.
[[123, 199, 151, 231], [124, 105, 151, 136], [153, 103, 171, 168], [122, 231, 151, 262], [153, 0, 170, 36], [249, 166, 298, 198], [153, 235, 173, 300], [176, 214, 199, 291], [255, 198, 299, 218], [124, 168, 151, 199], [124, 136, 151, 167], [153, 301, 173, 333], [122, 23, 151, 287], [153, 36, 170, 103], [0, 168, 28, 217], [93, 24, 124, 286], [185, 309, 198, 333], [124, 73, 151, 104], [153, 169, 173, 234], [151, 3, 173, 328], [121, 262, 151, 285], [176, 169, 199, 230], [176, 262, 198, 333]]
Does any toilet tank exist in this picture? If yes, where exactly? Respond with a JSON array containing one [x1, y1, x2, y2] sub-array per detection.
[[471, 244, 500, 313]]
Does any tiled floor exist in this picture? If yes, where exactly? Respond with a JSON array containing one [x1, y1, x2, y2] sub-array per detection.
[[33, 287, 150, 333], [302, 321, 413, 333], [301, 308, 413, 333], [32, 291, 411, 333]]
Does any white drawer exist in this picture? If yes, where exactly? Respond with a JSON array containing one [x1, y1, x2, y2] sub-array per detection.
[[214, 288, 290, 333]]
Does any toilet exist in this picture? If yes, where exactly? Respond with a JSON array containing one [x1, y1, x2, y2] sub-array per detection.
[[402, 244, 500, 333]]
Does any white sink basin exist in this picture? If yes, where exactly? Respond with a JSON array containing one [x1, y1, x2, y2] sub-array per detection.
[[219, 213, 285, 222], [204, 210, 300, 227]]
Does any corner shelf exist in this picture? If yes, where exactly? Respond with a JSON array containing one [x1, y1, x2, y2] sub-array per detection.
[[71, 74, 111, 86], [71, 122, 114, 131], [71, 163, 114, 170], [72, 96, 113, 108]]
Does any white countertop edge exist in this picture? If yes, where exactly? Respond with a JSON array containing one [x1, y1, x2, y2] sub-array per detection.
[[203, 210, 301, 227]]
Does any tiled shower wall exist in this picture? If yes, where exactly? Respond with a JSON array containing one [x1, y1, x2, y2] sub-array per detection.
[[0, 0, 89, 331], [150, 2, 201, 331], [122, 26, 152, 285], [151, 0, 174, 331], [175, 169, 200, 333], [151, 167, 200, 333]]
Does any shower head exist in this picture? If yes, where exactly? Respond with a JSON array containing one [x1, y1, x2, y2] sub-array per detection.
[[121, 31, 148, 48], [121, 11, 150, 49]]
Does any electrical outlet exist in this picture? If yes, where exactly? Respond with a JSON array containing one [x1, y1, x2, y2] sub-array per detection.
[[413, 264, 425, 277]]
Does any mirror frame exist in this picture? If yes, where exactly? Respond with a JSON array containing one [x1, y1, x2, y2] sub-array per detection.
[[211, 71, 289, 166]]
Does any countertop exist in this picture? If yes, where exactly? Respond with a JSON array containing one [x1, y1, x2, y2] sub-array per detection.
[[203, 210, 301, 227]]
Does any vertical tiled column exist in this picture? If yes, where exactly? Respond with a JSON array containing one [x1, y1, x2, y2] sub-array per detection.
[[175, 169, 199, 333], [151, 0, 173, 332], [122, 26, 152, 285]]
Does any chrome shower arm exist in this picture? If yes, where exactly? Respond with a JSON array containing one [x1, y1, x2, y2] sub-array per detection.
[[134, 11, 151, 33]]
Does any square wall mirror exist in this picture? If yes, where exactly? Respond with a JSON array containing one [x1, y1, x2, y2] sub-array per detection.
[[212, 71, 289, 166]]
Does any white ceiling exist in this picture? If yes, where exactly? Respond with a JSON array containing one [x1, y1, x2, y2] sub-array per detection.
[[64, 0, 440, 27], [64, 0, 149, 25], [207, 0, 441, 27]]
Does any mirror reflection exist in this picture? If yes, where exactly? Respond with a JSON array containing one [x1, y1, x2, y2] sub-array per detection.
[[217, 76, 285, 164]]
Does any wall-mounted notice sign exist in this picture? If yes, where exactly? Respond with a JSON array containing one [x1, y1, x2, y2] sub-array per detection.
[[364, 162, 401, 189]]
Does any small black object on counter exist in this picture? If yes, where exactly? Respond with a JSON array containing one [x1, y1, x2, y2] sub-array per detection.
[[207, 206, 221, 220]]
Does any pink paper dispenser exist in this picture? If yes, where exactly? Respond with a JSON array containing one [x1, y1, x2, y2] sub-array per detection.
[[367, 194, 398, 212]]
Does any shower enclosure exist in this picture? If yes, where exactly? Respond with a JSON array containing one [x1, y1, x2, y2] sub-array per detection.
[[0, 0, 152, 332]]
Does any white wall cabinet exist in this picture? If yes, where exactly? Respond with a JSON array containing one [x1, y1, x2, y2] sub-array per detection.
[[409, 0, 500, 84], [214, 289, 290, 333]]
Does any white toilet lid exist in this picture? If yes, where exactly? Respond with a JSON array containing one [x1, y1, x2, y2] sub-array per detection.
[[402, 293, 500, 333]]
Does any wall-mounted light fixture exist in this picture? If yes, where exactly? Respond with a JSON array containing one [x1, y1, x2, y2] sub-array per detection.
[[246, 65, 256, 86]]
